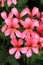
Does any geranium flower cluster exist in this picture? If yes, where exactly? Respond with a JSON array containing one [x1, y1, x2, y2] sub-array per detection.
[[0, 0, 17, 7], [1, 7, 43, 59]]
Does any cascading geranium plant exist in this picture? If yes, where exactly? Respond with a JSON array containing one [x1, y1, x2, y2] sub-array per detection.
[[0, 0, 43, 65]]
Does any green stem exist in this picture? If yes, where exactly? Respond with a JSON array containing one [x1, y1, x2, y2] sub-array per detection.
[[27, 58, 29, 65], [23, 55, 26, 65]]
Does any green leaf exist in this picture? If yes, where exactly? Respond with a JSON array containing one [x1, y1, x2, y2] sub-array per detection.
[[4, 2, 9, 11], [17, 0, 28, 7], [40, 0, 43, 5], [30, 50, 43, 62], [0, 32, 5, 37], [37, 50, 43, 60], [29, 50, 43, 64], [0, 50, 8, 65], [30, 54, 37, 63], [7, 55, 19, 65]]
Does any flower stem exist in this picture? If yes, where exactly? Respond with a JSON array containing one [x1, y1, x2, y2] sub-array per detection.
[[27, 58, 29, 65]]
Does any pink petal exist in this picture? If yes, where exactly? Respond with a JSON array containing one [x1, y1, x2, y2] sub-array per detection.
[[1, 11, 7, 19], [25, 32, 30, 41], [14, 29, 21, 38], [32, 47, 39, 54], [9, 48, 16, 54], [24, 18, 32, 28], [32, 40, 38, 47], [26, 38, 32, 46], [13, 23, 19, 28], [5, 18, 12, 26], [31, 19, 39, 29], [20, 47, 27, 54], [13, 18, 19, 24], [20, 20, 25, 27], [32, 38, 38, 46], [10, 31, 16, 39], [32, 33, 39, 46], [8, 12, 13, 18], [7, 0, 11, 6], [11, 38, 17, 46], [1, 24, 7, 32], [12, 18, 19, 28], [11, 8, 19, 18], [37, 11, 40, 19], [4, 29, 11, 36], [32, 7, 39, 16], [1, 1, 4, 7], [15, 51, 21, 59], [21, 30, 28, 39], [20, 8, 31, 18], [41, 17, 43, 22], [39, 37, 43, 42], [12, 0, 17, 5], [26, 49, 32, 57], [18, 39, 23, 46]]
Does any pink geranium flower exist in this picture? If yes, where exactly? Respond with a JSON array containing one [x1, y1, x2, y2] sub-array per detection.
[[37, 23, 43, 37], [20, 17, 32, 28], [0, 0, 17, 7], [25, 30, 39, 57], [37, 12, 43, 37], [7, 0, 17, 6], [25, 30, 39, 46], [11, 7, 31, 20], [11, 7, 39, 34], [11, 8, 31, 38], [20, 18, 39, 30], [1, 11, 22, 39], [9, 38, 27, 59], [19, 7, 40, 30], [27, 7, 40, 19]]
